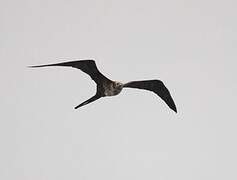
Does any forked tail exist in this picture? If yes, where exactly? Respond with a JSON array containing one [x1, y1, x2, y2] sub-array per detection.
[[74, 94, 101, 109]]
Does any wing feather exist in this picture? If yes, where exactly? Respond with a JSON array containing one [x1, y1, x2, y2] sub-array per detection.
[[124, 80, 177, 112], [29, 60, 111, 84]]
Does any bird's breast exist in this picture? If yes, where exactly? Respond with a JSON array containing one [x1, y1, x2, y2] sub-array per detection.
[[104, 84, 123, 96]]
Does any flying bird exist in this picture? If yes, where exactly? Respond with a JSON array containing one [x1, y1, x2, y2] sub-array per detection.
[[29, 60, 177, 112]]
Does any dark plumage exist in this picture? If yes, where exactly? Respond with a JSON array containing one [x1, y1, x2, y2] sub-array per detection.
[[29, 60, 177, 113]]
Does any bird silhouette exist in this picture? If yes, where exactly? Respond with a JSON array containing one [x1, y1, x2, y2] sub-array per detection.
[[29, 60, 177, 112]]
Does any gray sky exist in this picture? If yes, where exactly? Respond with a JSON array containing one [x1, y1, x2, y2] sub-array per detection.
[[1, 0, 237, 179]]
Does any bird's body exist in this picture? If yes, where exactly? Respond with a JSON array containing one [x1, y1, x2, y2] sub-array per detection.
[[29, 60, 177, 113], [103, 81, 123, 96]]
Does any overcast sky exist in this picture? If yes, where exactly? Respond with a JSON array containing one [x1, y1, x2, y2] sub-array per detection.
[[1, 0, 237, 179]]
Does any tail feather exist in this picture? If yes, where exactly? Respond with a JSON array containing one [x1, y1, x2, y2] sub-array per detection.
[[74, 94, 101, 109]]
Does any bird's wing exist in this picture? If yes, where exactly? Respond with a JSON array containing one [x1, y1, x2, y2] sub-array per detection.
[[29, 60, 112, 84], [123, 80, 177, 112]]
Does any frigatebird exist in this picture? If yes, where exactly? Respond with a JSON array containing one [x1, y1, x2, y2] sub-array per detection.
[[29, 60, 177, 112]]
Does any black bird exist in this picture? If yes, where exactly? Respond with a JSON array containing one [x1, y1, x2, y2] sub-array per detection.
[[29, 60, 177, 112]]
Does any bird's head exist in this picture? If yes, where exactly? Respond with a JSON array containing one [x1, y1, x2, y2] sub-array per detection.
[[114, 81, 124, 89]]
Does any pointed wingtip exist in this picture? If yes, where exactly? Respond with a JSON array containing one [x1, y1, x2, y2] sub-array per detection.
[[172, 105, 177, 113], [28, 65, 42, 68], [170, 104, 177, 113], [173, 108, 177, 113], [28, 65, 46, 68]]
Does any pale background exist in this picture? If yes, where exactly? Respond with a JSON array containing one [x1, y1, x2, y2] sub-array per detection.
[[1, 0, 237, 179]]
